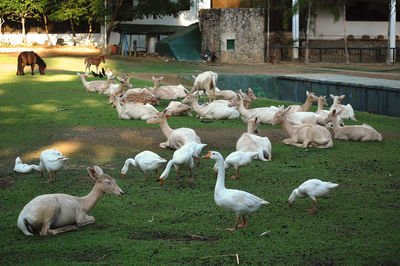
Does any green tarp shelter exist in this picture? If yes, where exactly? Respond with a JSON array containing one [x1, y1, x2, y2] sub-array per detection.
[[156, 23, 203, 62]]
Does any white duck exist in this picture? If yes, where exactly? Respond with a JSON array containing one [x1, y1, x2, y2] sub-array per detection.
[[159, 142, 197, 185], [213, 151, 258, 179], [121, 151, 167, 180], [38, 149, 69, 183], [13, 157, 40, 174], [202, 151, 270, 231], [288, 179, 339, 213]]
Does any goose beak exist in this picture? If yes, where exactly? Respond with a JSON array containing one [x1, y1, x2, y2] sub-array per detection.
[[121, 173, 125, 179], [288, 201, 292, 207], [159, 178, 164, 185], [201, 151, 211, 159]]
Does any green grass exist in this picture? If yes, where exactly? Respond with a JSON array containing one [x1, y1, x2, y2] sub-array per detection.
[[0, 54, 400, 265]]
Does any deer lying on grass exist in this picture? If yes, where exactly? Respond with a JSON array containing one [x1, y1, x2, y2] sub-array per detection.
[[77, 71, 116, 93], [150, 76, 187, 100], [236, 117, 272, 161], [228, 91, 278, 124], [165, 101, 192, 116], [286, 96, 329, 126], [17, 166, 124, 236], [287, 91, 318, 114], [182, 92, 239, 120], [270, 106, 333, 149], [325, 109, 382, 141], [146, 109, 201, 149], [329, 94, 356, 121], [189, 71, 218, 102], [105, 74, 133, 104], [112, 95, 158, 120], [122, 88, 159, 105]]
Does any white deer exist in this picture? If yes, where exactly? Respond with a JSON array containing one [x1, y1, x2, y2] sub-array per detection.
[[182, 92, 239, 120], [17, 166, 124, 236], [112, 95, 158, 120], [236, 117, 272, 161], [189, 71, 218, 102], [325, 109, 382, 141], [329, 94, 356, 121], [146, 109, 201, 149], [270, 106, 333, 149], [228, 91, 278, 124], [150, 76, 188, 100]]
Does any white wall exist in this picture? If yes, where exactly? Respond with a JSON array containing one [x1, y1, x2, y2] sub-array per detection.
[[312, 10, 400, 40], [0, 33, 104, 47], [107, 0, 211, 46]]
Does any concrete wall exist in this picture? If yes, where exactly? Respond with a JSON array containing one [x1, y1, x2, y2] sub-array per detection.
[[200, 8, 265, 63], [312, 10, 400, 40]]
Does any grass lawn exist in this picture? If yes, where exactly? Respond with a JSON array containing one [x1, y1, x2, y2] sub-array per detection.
[[0, 53, 399, 265]]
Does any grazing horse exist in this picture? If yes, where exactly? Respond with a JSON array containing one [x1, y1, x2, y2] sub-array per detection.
[[16, 51, 46, 76], [84, 55, 105, 74]]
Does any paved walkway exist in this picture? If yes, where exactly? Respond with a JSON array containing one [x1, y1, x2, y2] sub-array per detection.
[[281, 73, 400, 90]]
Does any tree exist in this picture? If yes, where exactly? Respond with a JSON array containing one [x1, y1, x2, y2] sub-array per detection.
[[48, 0, 88, 46], [103, 0, 191, 46], [5, 0, 45, 43]]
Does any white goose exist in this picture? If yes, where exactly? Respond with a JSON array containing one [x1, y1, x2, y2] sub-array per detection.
[[38, 149, 69, 183], [184, 142, 207, 166], [121, 151, 167, 180], [213, 151, 258, 179], [288, 179, 339, 213], [202, 151, 269, 231], [159, 142, 198, 185], [13, 157, 40, 174]]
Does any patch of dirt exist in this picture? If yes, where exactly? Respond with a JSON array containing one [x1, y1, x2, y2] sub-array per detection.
[[0, 175, 15, 189]]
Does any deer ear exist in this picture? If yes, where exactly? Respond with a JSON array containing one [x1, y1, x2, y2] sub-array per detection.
[[87, 167, 97, 180], [306, 91, 310, 95]]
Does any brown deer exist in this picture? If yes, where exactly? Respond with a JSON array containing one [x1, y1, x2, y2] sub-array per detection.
[[84, 54, 105, 74]]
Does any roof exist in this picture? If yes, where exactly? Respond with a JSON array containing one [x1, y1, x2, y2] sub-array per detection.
[[158, 23, 199, 43], [114, 24, 186, 35]]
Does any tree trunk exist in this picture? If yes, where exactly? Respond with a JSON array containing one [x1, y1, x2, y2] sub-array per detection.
[[70, 19, 77, 46], [266, 0, 270, 63], [106, 0, 124, 46], [0, 16, 4, 43], [21, 17, 26, 43], [89, 22, 93, 45], [43, 14, 52, 46], [304, 0, 312, 64], [343, 3, 349, 64]]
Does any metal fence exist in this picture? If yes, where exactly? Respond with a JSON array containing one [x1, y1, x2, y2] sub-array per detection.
[[269, 46, 400, 63]]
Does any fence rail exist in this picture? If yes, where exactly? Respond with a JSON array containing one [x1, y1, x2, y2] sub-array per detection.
[[269, 46, 400, 63]]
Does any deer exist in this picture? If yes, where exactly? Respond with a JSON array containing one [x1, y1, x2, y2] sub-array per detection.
[[146, 109, 201, 150], [228, 91, 278, 124], [325, 109, 382, 141], [150, 76, 188, 100], [189, 71, 218, 103], [17, 166, 124, 236], [236, 117, 272, 161], [287, 91, 319, 114], [270, 106, 333, 149], [84, 54, 105, 74], [181, 92, 240, 120]]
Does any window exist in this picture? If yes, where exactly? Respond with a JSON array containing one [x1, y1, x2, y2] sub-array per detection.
[[227, 39, 235, 50]]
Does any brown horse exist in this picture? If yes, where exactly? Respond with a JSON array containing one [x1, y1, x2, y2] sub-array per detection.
[[16, 51, 46, 76], [84, 55, 105, 74]]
